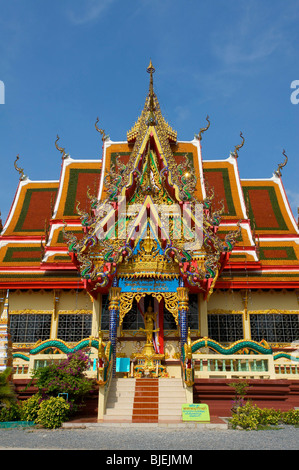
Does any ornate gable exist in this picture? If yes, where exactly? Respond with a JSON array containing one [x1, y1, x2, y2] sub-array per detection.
[[64, 63, 240, 298]]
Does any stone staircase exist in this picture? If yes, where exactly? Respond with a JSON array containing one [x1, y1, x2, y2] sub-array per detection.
[[103, 378, 135, 422], [103, 377, 186, 423], [159, 378, 187, 422]]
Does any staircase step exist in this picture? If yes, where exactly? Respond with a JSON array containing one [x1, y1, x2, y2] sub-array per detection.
[[104, 377, 187, 423], [105, 409, 133, 416]]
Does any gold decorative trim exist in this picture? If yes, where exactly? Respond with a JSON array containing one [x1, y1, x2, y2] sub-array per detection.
[[248, 310, 299, 315], [119, 291, 179, 326], [58, 310, 93, 315], [9, 310, 53, 315], [207, 309, 243, 315]]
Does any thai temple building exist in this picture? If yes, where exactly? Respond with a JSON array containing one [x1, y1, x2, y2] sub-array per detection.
[[1, 62, 299, 421]]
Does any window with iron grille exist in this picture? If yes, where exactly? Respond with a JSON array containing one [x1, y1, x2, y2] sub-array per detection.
[[188, 294, 199, 330], [250, 314, 299, 343], [101, 294, 110, 331], [164, 306, 177, 330], [10, 314, 52, 343], [122, 300, 144, 330], [57, 314, 92, 342], [208, 314, 243, 342]]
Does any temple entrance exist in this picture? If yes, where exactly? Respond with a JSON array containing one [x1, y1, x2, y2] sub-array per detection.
[[123, 294, 168, 378]]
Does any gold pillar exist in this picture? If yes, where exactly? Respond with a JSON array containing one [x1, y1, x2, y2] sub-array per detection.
[[242, 289, 251, 339], [91, 294, 101, 337], [50, 290, 60, 339], [199, 293, 208, 337]]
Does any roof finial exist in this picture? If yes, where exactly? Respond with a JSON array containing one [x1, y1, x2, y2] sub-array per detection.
[[231, 132, 245, 158], [147, 59, 156, 119], [275, 149, 288, 177], [55, 135, 68, 159], [14, 154, 27, 180], [197, 115, 210, 141]]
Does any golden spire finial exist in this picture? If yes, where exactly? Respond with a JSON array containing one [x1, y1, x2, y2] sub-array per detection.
[[146, 59, 156, 124], [147, 59, 155, 76]]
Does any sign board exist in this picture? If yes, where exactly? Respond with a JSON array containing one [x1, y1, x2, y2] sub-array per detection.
[[119, 278, 179, 293], [181, 403, 210, 422], [116, 357, 130, 373]]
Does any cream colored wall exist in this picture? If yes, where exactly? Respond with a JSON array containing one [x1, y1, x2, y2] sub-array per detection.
[[9, 290, 53, 312], [208, 289, 299, 313], [57, 290, 93, 312], [207, 290, 244, 312], [247, 289, 299, 312]]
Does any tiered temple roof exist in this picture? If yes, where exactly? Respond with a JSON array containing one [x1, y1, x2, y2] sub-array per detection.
[[0, 65, 298, 291]]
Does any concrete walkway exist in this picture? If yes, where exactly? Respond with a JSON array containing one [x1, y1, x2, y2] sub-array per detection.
[[62, 416, 229, 430]]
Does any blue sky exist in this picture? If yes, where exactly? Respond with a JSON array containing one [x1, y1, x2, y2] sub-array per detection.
[[0, 0, 299, 224]]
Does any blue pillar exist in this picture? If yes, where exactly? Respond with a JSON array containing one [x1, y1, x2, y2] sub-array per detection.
[[177, 279, 189, 359], [109, 278, 121, 377]]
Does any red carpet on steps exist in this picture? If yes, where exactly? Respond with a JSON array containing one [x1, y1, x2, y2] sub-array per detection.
[[132, 378, 159, 423]]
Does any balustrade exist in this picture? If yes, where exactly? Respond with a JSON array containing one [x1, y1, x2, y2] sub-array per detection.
[[193, 354, 276, 379]]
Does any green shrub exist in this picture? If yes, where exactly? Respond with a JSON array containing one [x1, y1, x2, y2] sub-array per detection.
[[21, 394, 42, 422], [35, 396, 70, 429], [0, 402, 22, 422], [258, 407, 281, 426], [230, 402, 299, 430], [228, 380, 250, 414], [282, 410, 299, 425], [0, 368, 16, 408], [230, 401, 260, 430]]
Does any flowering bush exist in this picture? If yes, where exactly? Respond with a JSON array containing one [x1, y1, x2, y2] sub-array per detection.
[[35, 396, 70, 429], [228, 380, 250, 414], [32, 350, 95, 405], [21, 394, 42, 422], [230, 401, 299, 430]]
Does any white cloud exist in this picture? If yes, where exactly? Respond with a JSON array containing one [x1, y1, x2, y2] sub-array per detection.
[[286, 189, 299, 216], [66, 0, 116, 25]]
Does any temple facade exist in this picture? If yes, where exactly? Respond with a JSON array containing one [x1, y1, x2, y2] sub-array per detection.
[[1, 63, 299, 410]]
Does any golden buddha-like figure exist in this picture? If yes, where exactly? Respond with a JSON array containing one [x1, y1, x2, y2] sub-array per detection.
[[139, 304, 159, 353], [132, 302, 167, 377]]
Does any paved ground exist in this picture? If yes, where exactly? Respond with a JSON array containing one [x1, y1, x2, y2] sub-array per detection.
[[0, 423, 299, 451]]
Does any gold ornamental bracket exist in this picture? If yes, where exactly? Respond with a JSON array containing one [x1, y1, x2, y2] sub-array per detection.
[[108, 286, 121, 310], [177, 287, 189, 311], [119, 291, 179, 326]]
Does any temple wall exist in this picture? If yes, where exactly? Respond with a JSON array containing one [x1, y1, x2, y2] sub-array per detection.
[[207, 290, 244, 312], [56, 290, 93, 312], [207, 289, 299, 313], [247, 290, 299, 312], [9, 290, 53, 312], [8, 289, 93, 313]]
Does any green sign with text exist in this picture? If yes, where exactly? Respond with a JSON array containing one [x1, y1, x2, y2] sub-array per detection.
[[181, 404, 210, 422]]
